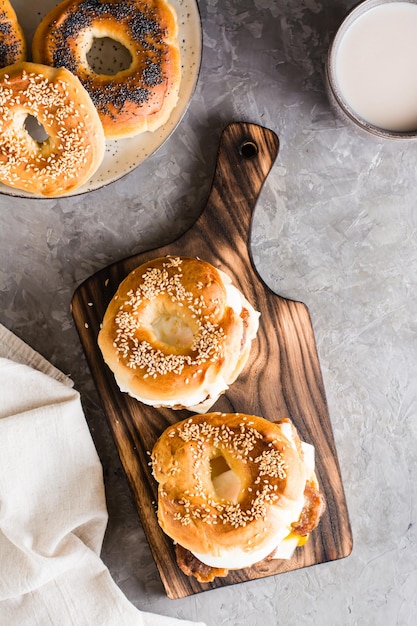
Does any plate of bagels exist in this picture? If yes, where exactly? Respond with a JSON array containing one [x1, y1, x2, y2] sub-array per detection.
[[0, 0, 201, 197]]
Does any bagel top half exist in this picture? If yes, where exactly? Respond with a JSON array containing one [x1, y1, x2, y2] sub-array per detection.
[[98, 256, 260, 412]]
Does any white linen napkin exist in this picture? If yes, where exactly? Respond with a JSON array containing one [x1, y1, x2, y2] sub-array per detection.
[[0, 324, 205, 626]]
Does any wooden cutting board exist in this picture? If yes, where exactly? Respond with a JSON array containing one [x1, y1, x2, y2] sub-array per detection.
[[71, 122, 352, 599]]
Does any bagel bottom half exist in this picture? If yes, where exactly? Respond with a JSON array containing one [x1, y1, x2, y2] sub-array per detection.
[[151, 412, 326, 582]]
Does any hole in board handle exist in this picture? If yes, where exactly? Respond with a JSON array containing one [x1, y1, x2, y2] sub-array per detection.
[[239, 140, 258, 159]]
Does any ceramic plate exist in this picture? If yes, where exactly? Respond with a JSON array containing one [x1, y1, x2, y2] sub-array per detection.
[[2, 0, 202, 198]]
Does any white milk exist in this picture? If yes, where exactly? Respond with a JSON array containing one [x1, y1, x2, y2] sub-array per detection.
[[335, 2, 417, 131]]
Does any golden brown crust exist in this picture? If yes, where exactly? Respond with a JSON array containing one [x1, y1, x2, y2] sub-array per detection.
[[32, 0, 181, 139], [98, 256, 259, 410], [151, 412, 309, 558], [0, 62, 106, 197], [0, 0, 26, 68]]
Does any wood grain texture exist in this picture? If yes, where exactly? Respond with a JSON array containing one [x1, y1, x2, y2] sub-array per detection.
[[71, 122, 352, 599]]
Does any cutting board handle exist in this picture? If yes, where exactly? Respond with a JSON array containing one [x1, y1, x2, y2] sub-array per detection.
[[174, 122, 279, 263]]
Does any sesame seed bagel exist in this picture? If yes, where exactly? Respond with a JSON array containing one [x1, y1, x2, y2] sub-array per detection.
[[0, 62, 105, 197], [151, 413, 324, 573], [0, 0, 26, 68], [98, 256, 260, 412], [32, 0, 181, 139]]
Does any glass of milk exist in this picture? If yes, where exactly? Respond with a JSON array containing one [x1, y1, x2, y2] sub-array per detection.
[[326, 0, 417, 139]]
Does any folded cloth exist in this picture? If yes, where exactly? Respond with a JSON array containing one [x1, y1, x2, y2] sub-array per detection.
[[0, 325, 206, 626]]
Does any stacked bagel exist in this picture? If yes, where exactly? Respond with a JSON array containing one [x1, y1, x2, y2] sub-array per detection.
[[98, 256, 260, 413], [152, 412, 326, 582], [0, 0, 181, 196]]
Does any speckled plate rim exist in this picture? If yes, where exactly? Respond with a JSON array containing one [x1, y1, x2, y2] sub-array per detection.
[[1, 0, 202, 199]]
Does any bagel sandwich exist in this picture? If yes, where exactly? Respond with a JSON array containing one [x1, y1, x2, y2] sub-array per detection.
[[151, 412, 326, 582], [98, 256, 260, 412]]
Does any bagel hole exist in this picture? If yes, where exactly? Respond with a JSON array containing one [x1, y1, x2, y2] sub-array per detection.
[[25, 115, 49, 142], [152, 314, 194, 349], [87, 37, 132, 75], [210, 455, 241, 503]]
